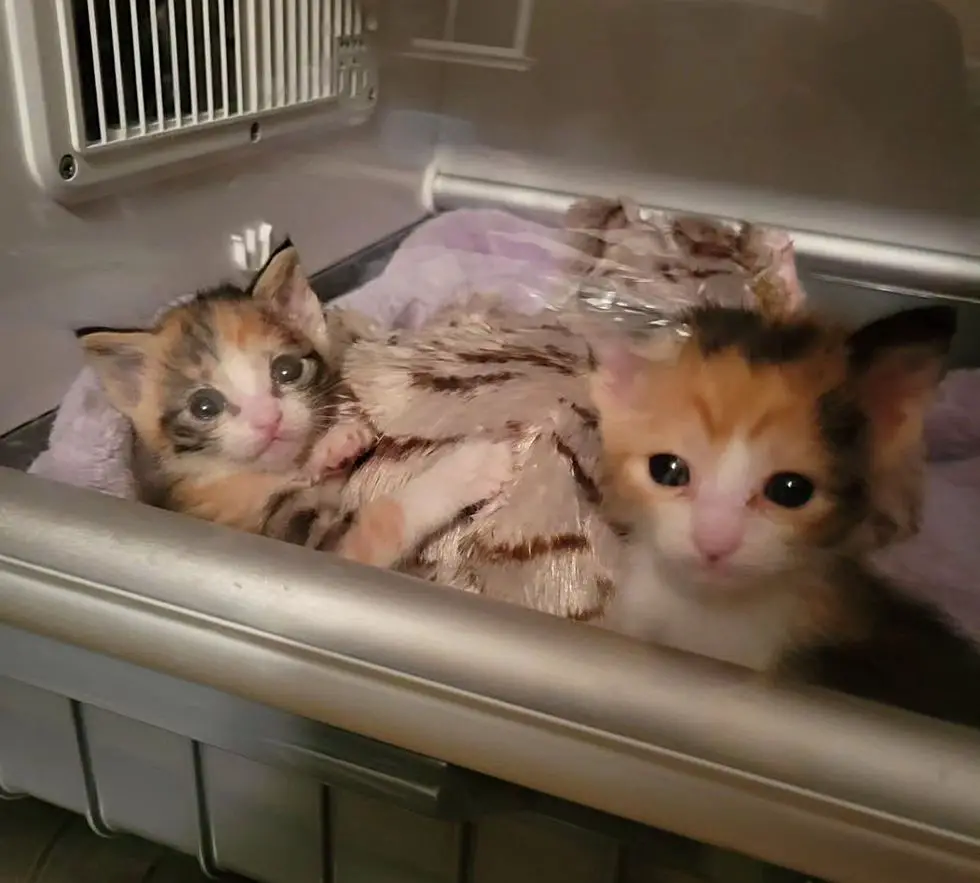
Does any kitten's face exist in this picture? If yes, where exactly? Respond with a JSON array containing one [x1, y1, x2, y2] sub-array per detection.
[[591, 305, 955, 599], [599, 345, 848, 593], [135, 297, 332, 471], [80, 242, 348, 476]]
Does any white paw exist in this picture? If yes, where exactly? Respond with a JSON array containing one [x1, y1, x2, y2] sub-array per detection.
[[440, 440, 515, 507], [305, 421, 375, 479]]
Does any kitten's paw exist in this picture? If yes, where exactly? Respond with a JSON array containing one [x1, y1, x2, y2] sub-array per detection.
[[442, 440, 515, 506], [305, 421, 375, 479]]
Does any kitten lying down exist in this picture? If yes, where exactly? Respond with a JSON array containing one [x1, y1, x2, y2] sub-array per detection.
[[78, 240, 514, 569], [591, 302, 980, 728]]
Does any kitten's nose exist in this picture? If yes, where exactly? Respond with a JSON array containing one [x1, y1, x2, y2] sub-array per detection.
[[257, 413, 282, 436], [692, 517, 743, 566], [694, 538, 740, 566], [244, 399, 283, 434]]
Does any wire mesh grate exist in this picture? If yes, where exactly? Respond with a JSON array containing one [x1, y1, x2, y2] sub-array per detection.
[[67, 0, 367, 148]]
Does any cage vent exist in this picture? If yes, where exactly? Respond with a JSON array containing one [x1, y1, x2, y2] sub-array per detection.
[[5, 1, 377, 201], [407, 0, 535, 71]]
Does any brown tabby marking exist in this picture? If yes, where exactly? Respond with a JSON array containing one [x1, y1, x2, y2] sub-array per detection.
[[553, 435, 601, 504], [562, 399, 600, 430], [372, 435, 466, 462], [472, 532, 590, 565], [456, 345, 578, 375], [410, 370, 518, 394]]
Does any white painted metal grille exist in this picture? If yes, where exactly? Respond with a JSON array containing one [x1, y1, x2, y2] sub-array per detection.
[[66, 0, 371, 150]]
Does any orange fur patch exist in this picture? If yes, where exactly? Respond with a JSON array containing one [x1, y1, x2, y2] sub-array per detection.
[[337, 497, 406, 567], [171, 471, 304, 533], [211, 299, 274, 351]]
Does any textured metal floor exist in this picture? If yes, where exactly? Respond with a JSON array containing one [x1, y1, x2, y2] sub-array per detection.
[[0, 796, 240, 883]]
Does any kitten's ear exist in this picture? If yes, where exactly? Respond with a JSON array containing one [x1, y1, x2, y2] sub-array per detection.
[[564, 196, 629, 272], [77, 328, 155, 417], [587, 329, 681, 416], [847, 305, 957, 545], [587, 337, 648, 413], [249, 238, 327, 343], [847, 306, 957, 445]]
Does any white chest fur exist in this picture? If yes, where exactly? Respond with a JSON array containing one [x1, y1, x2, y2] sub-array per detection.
[[602, 543, 802, 672]]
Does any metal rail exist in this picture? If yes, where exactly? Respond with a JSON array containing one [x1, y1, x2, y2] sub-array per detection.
[[1, 468, 980, 882]]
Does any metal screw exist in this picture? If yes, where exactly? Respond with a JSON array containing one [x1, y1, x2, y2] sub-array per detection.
[[58, 154, 77, 181]]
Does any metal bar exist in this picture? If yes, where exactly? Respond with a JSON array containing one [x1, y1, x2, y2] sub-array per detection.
[[84, 0, 108, 143], [148, 0, 165, 128], [243, 0, 255, 112], [428, 173, 980, 294], [274, 0, 285, 107], [299, 0, 309, 102], [444, 0, 459, 41], [262, 0, 273, 108], [310, 0, 321, 100], [323, 0, 334, 96], [333, 0, 342, 95], [513, 0, 534, 55], [167, 0, 183, 126], [128, 0, 147, 133], [217, 0, 230, 117], [106, 0, 127, 136], [184, 0, 199, 123], [202, 0, 214, 120], [287, 0, 297, 104]]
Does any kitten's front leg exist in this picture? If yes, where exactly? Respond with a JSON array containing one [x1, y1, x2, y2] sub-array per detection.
[[304, 418, 376, 480], [177, 472, 314, 534]]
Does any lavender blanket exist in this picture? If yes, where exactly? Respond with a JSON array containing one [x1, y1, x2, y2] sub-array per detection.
[[28, 209, 980, 642]]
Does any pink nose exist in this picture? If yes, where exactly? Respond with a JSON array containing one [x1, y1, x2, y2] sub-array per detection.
[[243, 399, 282, 435], [692, 515, 743, 565]]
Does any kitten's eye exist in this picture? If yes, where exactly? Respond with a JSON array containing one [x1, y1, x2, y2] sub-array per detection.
[[648, 453, 691, 487], [763, 472, 815, 509], [271, 354, 314, 386], [187, 388, 226, 421]]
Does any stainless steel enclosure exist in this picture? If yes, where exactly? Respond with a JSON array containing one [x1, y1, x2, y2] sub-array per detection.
[[0, 2, 978, 882]]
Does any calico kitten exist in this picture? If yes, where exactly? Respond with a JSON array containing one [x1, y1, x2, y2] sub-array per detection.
[[590, 302, 980, 728], [78, 240, 514, 569]]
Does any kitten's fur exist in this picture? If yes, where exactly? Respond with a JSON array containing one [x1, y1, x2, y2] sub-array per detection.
[[591, 303, 980, 727], [78, 240, 513, 569]]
